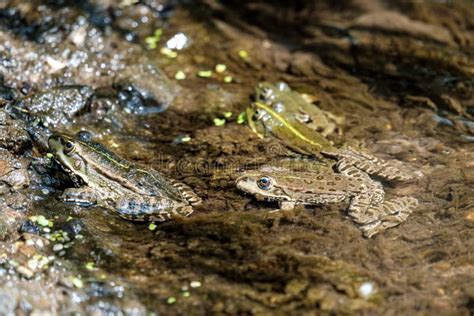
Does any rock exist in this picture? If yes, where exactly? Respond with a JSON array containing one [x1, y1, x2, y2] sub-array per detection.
[[0, 292, 18, 315], [0, 149, 30, 191], [19, 220, 40, 235], [114, 61, 179, 115], [16, 265, 34, 279], [0, 110, 30, 153], [60, 219, 83, 237], [13, 86, 94, 128]]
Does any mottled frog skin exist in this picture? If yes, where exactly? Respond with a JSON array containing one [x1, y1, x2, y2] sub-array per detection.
[[255, 82, 344, 137], [48, 131, 201, 222], [236, 149, 418, 238]]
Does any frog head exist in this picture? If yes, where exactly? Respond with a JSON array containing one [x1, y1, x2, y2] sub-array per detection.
[[48, 131, 92, 185], [235, 172, 293, 203]]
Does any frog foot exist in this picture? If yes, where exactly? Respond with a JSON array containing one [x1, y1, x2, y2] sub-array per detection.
[[359, 196, 418, 238]]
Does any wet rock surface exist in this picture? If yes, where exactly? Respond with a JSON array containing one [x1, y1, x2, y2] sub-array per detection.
[[13, 85, 94, 128], [0, 0, 473, 315]]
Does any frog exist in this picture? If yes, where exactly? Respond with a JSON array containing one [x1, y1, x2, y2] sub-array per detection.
[[48, 131, 201, 222], [247, 100, 335, 156], [248, 82, 416, 181], [235, 152, 419, 238], [254, 82, 344, 138]]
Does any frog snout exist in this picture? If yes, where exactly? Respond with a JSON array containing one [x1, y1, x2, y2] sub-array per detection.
[[235, 176, 253, 192]]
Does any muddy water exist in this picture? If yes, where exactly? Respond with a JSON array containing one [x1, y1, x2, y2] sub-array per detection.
[[0, 0, 473, 315]]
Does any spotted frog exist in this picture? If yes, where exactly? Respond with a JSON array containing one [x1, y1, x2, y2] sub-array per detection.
[[236, 148, 418, 238], [48, 131, 201, 221]]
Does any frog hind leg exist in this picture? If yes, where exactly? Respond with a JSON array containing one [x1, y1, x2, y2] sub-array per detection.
[[115, 196, 193, 222], [334, 161, 386, 225], [325, 148, 414, 181], [359, 196, 418, 238], [347, 194, 384, 225]]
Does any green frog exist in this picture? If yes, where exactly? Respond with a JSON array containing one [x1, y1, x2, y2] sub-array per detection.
[[248, 81, 341, 156], [248, 82, 415, 181], [236, 154, 419, 238], [48, 131, 201, 221], [255, 82, 344, 137]]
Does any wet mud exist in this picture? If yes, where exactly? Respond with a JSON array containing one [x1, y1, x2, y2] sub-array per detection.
[[0, 0, 473, 315]]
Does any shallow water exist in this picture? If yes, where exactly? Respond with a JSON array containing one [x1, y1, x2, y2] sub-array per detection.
[[0, 0, 473, 315]]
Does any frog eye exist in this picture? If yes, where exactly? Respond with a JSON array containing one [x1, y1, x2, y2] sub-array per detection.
[[63, 141, 75, 154], [253, 109, 265, 121], [257, 176, 272, 190]]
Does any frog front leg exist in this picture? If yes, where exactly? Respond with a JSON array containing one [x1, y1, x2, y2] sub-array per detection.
[[60, 187, 100, 207]]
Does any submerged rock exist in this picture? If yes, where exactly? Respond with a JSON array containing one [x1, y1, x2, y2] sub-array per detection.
[[13, 86, 94, 128], [0, 148, 29, 191], [0, 110, 30, 153], [115, 61, 180, 115]]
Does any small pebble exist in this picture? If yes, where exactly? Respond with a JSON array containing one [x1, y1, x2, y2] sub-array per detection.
[[223, 76, 233, 83], [53, 244, 64, 252], [148, 223, 157, 231], [166, 297, 176, 304], [72, 277, 83, 288], [358, 282, 376, 299], [17, 266, 34, 279], [25, 239, 35, 246], [27, 259, 38, 270], [190, 281, 201, 288], [20, 220, 40, 234], [36, 216, 49, 227]]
